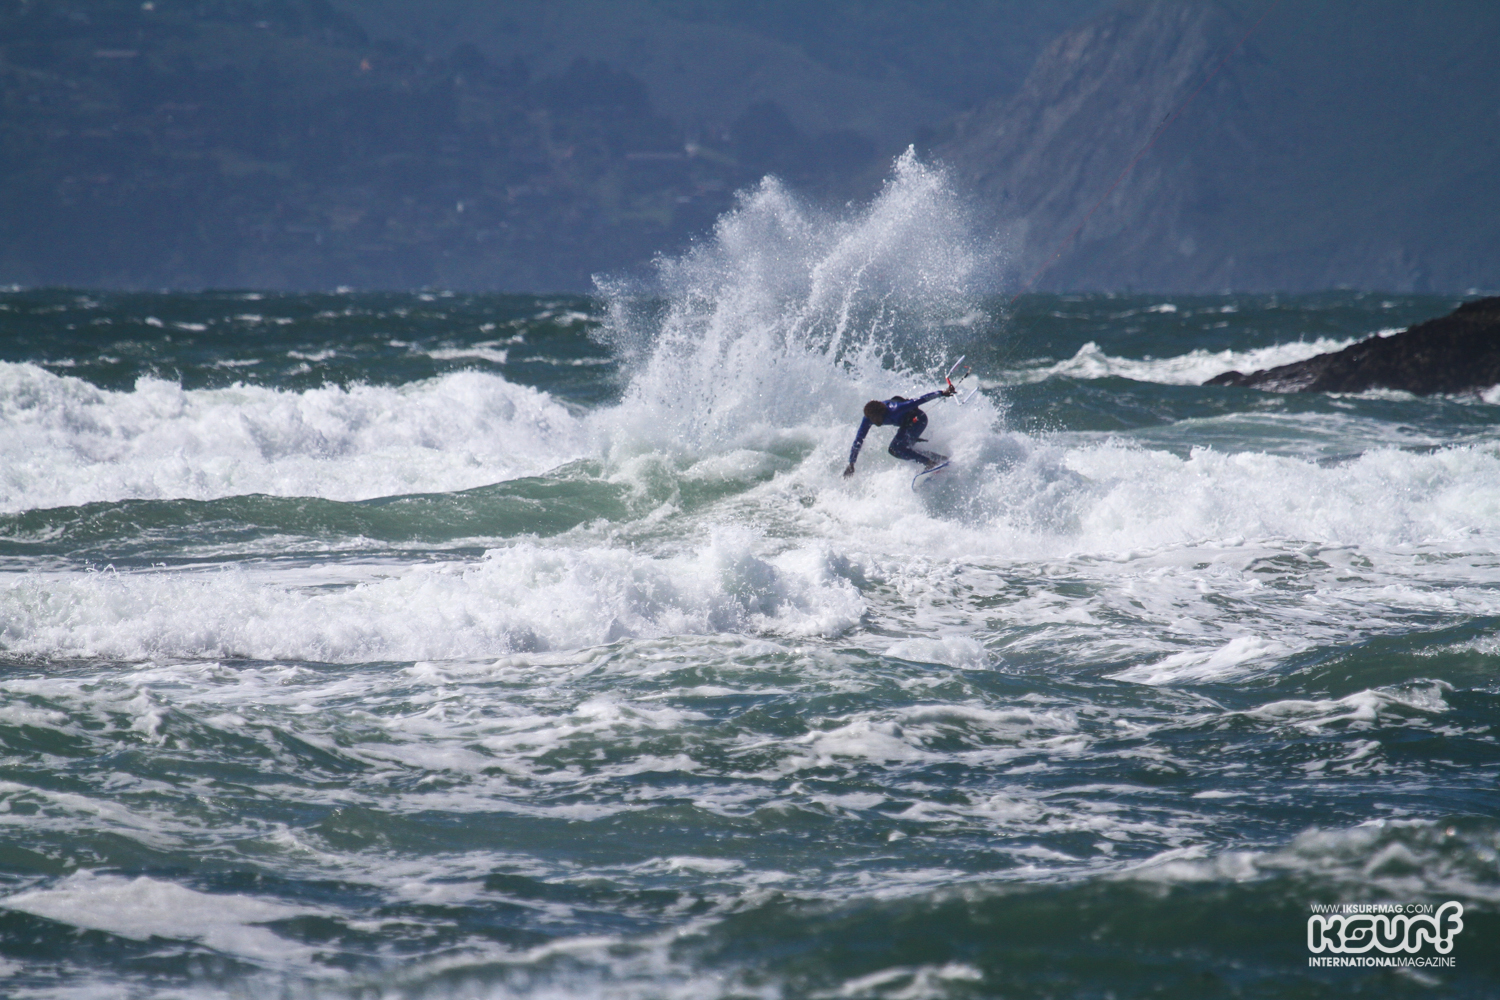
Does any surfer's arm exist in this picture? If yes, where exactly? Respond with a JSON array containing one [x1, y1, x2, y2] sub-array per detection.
[[885, 390, 948, 422], [845, 417, 873, 475], [919, 386, 957, 403]]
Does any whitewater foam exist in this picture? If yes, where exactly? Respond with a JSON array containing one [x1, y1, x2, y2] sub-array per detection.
[[596, 150, 1002, 461], [8, 424, 1500, 684], [1126, 816, 1500, 904], [0, 363, 594, 511], [0, 872, 326, 968], [1003, 335, 1364, 386], [0, 529, 863, 662]]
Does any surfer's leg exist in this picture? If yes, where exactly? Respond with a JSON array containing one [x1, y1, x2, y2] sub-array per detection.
[[888, 438, 935, 464], [888, 413, 940, 466], [882, 434, 930, 470]]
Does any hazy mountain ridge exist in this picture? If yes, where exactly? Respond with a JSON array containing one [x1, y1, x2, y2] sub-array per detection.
[[938, 0, 1500, 292], [342, 0, 939, 158], [0, 0, 1095, 290], [0, 0, 1495, 292], [342, 1, 1105, 149], [940, 1, 1249, 288], [0, 0, 736, 290]]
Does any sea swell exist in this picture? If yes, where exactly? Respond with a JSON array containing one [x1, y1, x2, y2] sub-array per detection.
[[1, 157, 1497, 997]]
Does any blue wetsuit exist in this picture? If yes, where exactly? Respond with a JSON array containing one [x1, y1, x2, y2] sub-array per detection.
[[848, 390, 947, 467]]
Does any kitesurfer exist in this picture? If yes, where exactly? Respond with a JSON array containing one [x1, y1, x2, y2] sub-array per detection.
[[843, 384, 956, 477]]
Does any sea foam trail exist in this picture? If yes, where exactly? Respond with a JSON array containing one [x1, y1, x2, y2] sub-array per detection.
[[0, 363, 593, 512]]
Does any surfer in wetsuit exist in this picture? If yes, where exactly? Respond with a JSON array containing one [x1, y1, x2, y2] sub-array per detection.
[[842, 384, 956, 477]]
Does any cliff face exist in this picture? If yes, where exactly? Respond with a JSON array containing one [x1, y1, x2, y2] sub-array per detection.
[[940, 0, 1245, 289], [938, 0, 1500, 293]]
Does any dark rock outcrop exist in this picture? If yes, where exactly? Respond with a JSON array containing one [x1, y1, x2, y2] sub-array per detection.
[[1205, 297, 1500, 395]]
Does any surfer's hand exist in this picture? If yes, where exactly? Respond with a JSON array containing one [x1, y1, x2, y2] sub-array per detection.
[[843, 463, 856, 478], [942, 383, 957, 396]]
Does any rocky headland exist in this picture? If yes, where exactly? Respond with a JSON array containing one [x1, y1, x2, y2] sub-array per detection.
[[1204, 297, 1500, 395]]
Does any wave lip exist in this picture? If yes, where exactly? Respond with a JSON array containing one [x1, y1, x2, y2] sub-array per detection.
[[0, 529, 863, 663], [0, 363, 594, 512]]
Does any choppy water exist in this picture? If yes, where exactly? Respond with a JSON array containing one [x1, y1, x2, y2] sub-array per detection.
[[2, 159, 1498, 998]]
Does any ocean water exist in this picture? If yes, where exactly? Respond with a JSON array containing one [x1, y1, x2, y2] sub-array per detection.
[[2, 158, 1498, 998]]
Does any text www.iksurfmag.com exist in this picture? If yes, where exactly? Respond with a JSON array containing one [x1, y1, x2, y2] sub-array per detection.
[[1307, 900, 1463, 967]]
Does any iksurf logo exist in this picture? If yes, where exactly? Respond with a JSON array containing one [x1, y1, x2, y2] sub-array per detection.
[[1307, 901, 1463, 965]]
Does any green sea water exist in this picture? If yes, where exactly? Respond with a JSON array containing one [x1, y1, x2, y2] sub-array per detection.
[[1, 165, 1498, 998]]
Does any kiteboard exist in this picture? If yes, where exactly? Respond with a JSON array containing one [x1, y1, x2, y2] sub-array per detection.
[[910, 357, 971, 488], [912, 459, 950, 489]]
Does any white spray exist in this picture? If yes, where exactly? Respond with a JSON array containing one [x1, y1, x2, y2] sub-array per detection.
[[594, 149, 1000, 459]]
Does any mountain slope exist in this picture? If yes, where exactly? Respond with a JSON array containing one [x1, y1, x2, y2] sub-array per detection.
[[0, 0, 1106, 291], [938, 0, 1500, 292], [0, 0, 734, 290]]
